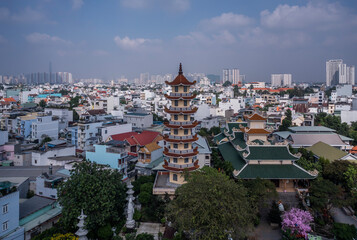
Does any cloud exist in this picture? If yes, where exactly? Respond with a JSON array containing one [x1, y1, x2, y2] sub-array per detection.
[[200, 12, 253, 30], [12, 7, 47, 22], [120, 0, 190, 11], [114, 36, 160, 50], [260, 1, 357, 30], [26, 33, 72, 45], [72, 0, 84, 10], [0, 7, 54, 23]]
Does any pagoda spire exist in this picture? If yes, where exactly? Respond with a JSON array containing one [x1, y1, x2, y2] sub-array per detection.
[[179, 63, 183, 75]]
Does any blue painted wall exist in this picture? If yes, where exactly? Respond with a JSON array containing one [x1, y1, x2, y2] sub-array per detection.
[[86, 144, 127, 179]]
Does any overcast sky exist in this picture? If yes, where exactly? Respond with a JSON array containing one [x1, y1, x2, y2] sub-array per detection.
[[0, 0, 357, 82]]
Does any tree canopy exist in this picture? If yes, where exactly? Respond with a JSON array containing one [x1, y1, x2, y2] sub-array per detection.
[[279, 109, 292, 131], [58, 162, 127, 236], [166, 167, 254, 240], [222, 81, 232, 87]]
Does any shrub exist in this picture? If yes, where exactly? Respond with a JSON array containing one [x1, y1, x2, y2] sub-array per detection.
[[140, 182, 154, 194], [268, 201, 282, 224], [332, 223, 357, 240], [138, 191, 152, 205], [135, 233, 155, 240], [96, 224, 113, 240], [125, 233, 136, 240], [133, 209, 142, 221]]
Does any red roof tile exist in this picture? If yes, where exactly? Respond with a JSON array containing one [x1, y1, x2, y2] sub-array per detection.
[[245, 113, 267, 121], [165, 64, 196, 86], [110, 131, 162, 146]]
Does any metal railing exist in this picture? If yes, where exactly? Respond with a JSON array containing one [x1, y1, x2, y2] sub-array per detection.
[[166, 162, 195, 169], [169, 93, 192, 97], [168, 121, 194, 126], [166, 135, 194, 140], [166, 148, 195, 154]]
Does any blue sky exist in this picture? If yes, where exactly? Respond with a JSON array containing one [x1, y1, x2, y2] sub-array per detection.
[[0, 0, 357, 82]]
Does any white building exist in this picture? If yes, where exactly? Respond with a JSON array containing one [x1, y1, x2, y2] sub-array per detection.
[[31, 114, 59, 140], [326, 59, 355, 86], [77, 122, 103, 150], [45, 108, 73, 130], [222, 68, 240, 85], [98, 123, 132, 142], [31, 145, 76, 166], [123, 113, 153, 129], [271, 74, 292, 87], [218, 97, 245, 115]]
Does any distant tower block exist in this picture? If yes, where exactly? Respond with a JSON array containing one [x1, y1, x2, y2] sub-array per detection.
[[163, 63, 199, 185]]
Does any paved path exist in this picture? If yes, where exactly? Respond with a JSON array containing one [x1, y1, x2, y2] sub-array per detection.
[[136, 222, 165, 240], [253, 208, 282, 240], [330, 207, 357, 228]]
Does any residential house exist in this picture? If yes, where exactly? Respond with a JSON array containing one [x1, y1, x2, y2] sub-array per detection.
[[31, 140, 75, 166], [0, 181, 25, 240], [86, 140, 129, 179], [123, 112, 153, 129], [19, 196, 61, 240]]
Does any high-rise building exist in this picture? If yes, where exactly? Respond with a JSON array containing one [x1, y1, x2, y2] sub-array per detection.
[[140, 73, 149, 84], [347, 66, 355, 85], [326, 59, 343, 86], [163, 64, 199, 185], [326, 59, 355, 86], [271, 74, 292, 87], [222, 68, 240, 84]]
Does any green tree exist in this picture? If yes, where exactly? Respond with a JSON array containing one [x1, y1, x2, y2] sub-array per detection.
[[166, 167, 254, 240], [222, 81, 232, 87], [135, 233, 155, 240], [58, 162, 126, 236], [39, 99, 47, 108], [233, 85, 239, 97], [198, 128, 209, 137], [344, 165, 357, 195], [323, 161, 355, 187], [208, 126, 221, 135], [309, 178, 342, 212], [243, 178, 278, 210], [279, 109, 292, 131]]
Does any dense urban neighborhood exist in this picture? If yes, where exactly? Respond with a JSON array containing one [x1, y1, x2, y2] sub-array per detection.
[[0, 61, 356, 240]]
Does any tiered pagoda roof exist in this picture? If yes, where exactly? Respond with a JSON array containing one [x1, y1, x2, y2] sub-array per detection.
[[165, 64, 196, 86]]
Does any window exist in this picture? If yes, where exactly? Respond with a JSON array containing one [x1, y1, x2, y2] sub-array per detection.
[[184, 100, 188, 106], [205, 155, 210, 159], [105, 130, 107, 134], [184, 115, 188, 120], [2, 204, 8, 214], [174, 115, 178, 120], [173, 158, 178, 163], [184, 86, 187, 92], [2, 221, 8, 231], [175, 86, 179, 92], [86, 125, 89, 130], [184, 143, 189, 149], [184, 158, 189, 163], [174, 100, 178, 106], [173, 129, 178, 134], [173, 144, 178, 148], [35, 160, 37, 164], [184, 129, 188, 135], [173, 174, 178, 181]]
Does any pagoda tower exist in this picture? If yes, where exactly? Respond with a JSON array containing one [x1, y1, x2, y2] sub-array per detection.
[[163, 64, 199, 185]]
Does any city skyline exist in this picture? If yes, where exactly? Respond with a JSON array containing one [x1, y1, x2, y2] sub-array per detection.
[[0, 0, 357, 82]]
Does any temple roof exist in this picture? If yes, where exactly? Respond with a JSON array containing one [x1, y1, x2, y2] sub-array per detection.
[[165, 63, 196, 86], [244, 145, 299, 161], [244, 113, 267, 121]]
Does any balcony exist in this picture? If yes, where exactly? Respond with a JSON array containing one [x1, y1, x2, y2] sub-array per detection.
[[164, 134, 198, 143], [164, 120, 198, 129], [163, 159, 199, 171], [164, 106, 198, 114], [163, 147, 199, 157]]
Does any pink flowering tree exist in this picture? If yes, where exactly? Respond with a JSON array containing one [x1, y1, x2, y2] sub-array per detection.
[[281, 208, 313, 239]]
